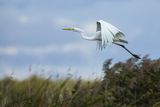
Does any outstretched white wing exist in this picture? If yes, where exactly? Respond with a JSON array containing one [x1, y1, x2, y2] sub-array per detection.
[[105, 21, 125, 40], [97, 20, 114, 47], [96, 20, 125, 49]]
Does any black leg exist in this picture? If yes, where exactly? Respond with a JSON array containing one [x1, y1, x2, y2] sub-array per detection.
[[113, 42, 141, 59]]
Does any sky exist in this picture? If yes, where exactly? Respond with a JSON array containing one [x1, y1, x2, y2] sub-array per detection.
[[0, 0, 160, 80]]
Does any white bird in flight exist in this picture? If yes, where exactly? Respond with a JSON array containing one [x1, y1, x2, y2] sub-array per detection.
[[63, 20, 140, 59]]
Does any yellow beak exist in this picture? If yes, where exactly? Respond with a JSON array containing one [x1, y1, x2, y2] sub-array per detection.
[[62, 28, 74, 31]]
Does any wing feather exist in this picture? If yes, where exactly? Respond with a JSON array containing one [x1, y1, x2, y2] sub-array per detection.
[[96, 20, 127, 49], [106, 21, 125, 39], [97, 20, 114, 49]]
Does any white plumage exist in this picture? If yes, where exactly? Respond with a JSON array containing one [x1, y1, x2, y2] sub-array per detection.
[[96, 20, 125, 49], [63, 20, 140, 59]]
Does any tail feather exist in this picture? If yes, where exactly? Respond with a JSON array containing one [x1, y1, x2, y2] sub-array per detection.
[[113, 39, 128, 44], [113, 32, 128, 44]]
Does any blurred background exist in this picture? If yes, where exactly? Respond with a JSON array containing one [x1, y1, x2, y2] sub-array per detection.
[[0, 0, 160, 80]]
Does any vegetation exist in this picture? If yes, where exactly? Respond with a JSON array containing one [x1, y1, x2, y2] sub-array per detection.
[[0, 55, 160, 107]]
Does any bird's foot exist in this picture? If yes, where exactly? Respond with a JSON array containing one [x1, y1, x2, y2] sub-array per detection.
[[133, 54, 141, 59]]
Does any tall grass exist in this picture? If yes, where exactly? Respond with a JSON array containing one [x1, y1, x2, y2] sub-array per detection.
[[0, 56, 160, 107]]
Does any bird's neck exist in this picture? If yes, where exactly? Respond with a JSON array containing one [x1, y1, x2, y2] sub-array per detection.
[[75, 28, 95, 41]]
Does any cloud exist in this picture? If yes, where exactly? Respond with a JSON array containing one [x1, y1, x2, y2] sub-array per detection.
[[19, 15, 28, 24], [0, 46, 18, 56], [0, 43, 94, 56]]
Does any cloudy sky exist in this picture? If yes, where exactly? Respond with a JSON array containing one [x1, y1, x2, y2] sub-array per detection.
[[0, 0, 160, 79]]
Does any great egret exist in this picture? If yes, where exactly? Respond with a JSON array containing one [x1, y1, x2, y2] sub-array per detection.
[[63, 20, 140, 59]]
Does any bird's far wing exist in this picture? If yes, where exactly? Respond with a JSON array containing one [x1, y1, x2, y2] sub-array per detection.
[[104, 21, 128, 44], [106, 22, 125, 38], [97, 20, 114, 48]]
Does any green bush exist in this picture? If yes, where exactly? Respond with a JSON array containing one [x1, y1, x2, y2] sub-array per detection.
[[102, 56, 160, 107], [0, 56, 160, 107]]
